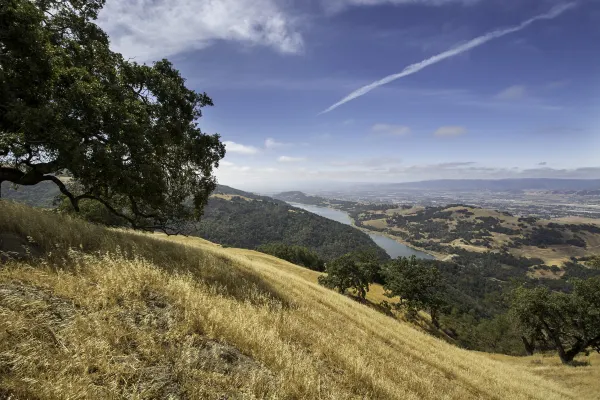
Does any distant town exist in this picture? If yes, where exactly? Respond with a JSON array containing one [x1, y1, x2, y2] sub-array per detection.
[[308, 188, 600, 219]]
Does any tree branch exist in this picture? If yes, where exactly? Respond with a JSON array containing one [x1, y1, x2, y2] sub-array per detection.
[[1, 166, 79, 210], [76, 194, 139, 229], [128, 195, 159, 219], [42, 175, 79, 211]]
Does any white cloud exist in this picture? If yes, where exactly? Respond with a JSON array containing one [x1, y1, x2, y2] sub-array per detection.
[[215, 158, 600, 191], [371, 124, 411, 136], [495, 85, 527, 100], [98, 0, 303, 61], [434, 126, 467, 137], [223, 141, 260, 155], [265, 138, 292, 149], [278, 156, 307, 163]]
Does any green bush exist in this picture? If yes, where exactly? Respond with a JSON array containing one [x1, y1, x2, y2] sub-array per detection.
[[257, 243, 325, 271]]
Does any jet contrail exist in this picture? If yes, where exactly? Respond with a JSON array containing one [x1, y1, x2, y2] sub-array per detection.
[[319, 2, 576, 114]]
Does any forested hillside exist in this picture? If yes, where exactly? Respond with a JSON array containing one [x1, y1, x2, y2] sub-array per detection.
[[196, 186, 389, 261]]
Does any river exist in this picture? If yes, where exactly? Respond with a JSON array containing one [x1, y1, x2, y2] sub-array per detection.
[[288, 203, 435, 260]]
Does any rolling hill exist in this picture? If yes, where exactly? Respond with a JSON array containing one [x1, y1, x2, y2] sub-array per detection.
[[1, 200, 595, 399], [196, 185, 389, 261], [354, 204, 600, 267]]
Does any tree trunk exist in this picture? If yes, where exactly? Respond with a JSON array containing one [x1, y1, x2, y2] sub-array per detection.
[[430, 308, 440, 328], [521, 335, 535, 356], [561, 340, 589, 364]]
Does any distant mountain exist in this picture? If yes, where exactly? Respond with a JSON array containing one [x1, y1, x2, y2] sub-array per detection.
[[273, 191, 358, 208], [1, 181, 60, 207], [273, 191, 328, 206], [366, 179, 600, 192]]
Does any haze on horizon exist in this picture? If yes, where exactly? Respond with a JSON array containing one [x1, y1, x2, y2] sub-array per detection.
[[98, 0, 600, 192]]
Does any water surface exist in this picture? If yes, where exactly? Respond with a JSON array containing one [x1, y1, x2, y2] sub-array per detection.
[[288, 203, 435, 260]]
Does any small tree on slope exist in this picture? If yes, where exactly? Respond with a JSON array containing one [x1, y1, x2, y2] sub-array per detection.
[[510, 277, 600, 364], [318, 250, 380, 299], [382, 256, 447, 328], [0, 0, 225, 232]]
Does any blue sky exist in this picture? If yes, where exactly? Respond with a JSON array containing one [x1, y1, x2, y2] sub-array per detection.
[[98, 0, 600, 191]]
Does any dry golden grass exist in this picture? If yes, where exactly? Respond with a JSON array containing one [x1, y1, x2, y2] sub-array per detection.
[[488, 353, 600, 400], [549, 216, 600, 226], [0, 200, 588, 399], [512, 245, 586, 267], [211, 193, 255, 202], [363, 218, 389, 230]]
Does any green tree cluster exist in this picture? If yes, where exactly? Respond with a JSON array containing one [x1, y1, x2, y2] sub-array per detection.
[[318, 253, 447, 327]]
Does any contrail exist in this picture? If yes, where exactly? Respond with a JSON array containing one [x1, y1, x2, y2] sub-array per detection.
[[319, 2, 576, 114]]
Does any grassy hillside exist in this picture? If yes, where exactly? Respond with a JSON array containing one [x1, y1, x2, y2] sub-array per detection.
[[0, 200, 594, 399], [0, 182, 388, 262]]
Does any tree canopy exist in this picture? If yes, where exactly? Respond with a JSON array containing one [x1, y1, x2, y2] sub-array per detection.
[[0, 0, 225, 232], [510, 278, 600, 364], [318, 250, 380, 299], [382, 256, 447, 327]]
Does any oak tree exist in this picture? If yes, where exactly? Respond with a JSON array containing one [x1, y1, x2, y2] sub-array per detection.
[[0, 0, 225, 232], [382, 256, 447, 327], [511, 278, 600, 364]]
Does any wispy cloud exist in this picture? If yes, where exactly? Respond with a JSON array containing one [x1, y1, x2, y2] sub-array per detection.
[[98, 0, 303, 61], [544, 79, 570, 90], [278, 156, 307, 163], [329, 157, 403, 168], [223, 141, 260, 155], [265, 138, 287, 149], [434, 126, 467, 137], [371, 124, 412, 136], [495, 85, 527, 100], [319, 2, 576, 114]]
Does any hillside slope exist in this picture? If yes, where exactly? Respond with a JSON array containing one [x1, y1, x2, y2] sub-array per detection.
[[0, 200, 587, 399], [195, 185, 389, 261], [0, 182, 388, 261]]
